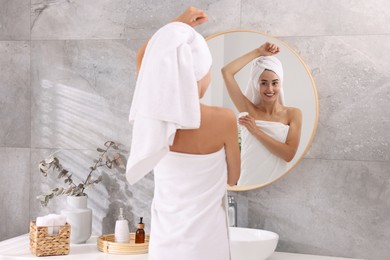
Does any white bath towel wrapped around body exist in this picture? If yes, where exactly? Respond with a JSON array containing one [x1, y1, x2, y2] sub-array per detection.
[[238, 120, 290, 186], [149, 148, 230, 260]]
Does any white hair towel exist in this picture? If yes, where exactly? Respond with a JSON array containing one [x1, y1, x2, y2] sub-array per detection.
[[244, 56, 285, 106], [126, 22, 212, 185]]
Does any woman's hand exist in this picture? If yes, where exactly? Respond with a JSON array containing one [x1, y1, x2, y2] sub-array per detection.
[[238, 114, 259, 135], [258, 42, 280, 56], [172, 6, 208, 27]]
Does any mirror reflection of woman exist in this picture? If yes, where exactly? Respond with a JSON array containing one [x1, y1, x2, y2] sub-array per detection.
[[222, 43, 302, 186]]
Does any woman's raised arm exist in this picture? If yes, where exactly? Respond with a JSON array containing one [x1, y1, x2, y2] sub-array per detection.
[[221, 42, 279, 112]]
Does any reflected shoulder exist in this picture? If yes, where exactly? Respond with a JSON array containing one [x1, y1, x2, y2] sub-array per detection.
[[288, 106, 302, 115], [284, 106, 301, 114], [286, 106, 302, 122]]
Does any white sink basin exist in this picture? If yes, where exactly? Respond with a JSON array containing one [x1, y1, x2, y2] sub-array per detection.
[[229, 227, 279, 260]]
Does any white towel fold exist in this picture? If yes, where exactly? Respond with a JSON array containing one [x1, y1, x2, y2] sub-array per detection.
[[244, 56, 285, 106], [126, 22, 212, 185], [36, 214, 67, 235]]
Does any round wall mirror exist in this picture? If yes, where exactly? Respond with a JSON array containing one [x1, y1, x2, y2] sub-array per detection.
[[204, 30, 318, 191]]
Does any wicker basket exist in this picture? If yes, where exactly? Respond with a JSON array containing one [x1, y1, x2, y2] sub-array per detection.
[[29, 221, 71, 257], [97, 233, 149, 255]]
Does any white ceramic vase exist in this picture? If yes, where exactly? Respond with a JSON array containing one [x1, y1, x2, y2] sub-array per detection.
[[61, 195, 92, 244]]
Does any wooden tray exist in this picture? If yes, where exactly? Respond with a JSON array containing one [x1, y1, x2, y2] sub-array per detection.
[[97, 233, 149, 255]]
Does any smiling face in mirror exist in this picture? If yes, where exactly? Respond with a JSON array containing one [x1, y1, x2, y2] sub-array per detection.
[[204, 31, 318, 191], [259, 70, 281, 103]]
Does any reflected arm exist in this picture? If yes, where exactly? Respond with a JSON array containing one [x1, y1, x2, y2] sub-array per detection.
[[221, 49, 261, 112], [240, 108, 302, 162]]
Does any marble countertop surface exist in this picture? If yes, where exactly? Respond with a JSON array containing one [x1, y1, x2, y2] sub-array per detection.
[[0, 234, 364, 260]]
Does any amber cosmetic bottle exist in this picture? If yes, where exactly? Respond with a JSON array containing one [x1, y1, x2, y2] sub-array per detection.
[[135, 217, 145, 244]]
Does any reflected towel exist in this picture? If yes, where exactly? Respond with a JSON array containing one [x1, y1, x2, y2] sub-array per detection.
[[149, 148, 230, 260], [126, 22, 212, 185], [238, 120, 289, 186], [244, 56, 285, 105]]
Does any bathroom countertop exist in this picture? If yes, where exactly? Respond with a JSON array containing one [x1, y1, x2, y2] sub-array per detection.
[[0, 234, 364, 260], [268, 253, 364, 260]]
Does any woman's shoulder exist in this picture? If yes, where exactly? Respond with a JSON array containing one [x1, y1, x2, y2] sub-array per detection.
[[201, 104, 237, 125], [285, 106, 301, 114], [283, 106, 302, 121]]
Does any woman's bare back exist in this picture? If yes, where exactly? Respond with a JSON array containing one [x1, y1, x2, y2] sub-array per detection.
[[170, 104, 233, 154], [170, 104, 240, 185]]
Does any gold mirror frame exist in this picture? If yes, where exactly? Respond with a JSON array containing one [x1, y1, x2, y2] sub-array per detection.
[[205, 30, 319, 191]]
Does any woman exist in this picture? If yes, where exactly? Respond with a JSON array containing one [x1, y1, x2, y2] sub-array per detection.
[[222, 43, 302, 186], [126, 7, 240, 260]]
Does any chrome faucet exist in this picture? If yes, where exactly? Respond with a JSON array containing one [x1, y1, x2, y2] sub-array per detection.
[[228, 195, 237, 227]]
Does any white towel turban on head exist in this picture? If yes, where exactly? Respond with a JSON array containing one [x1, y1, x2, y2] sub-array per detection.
[[126, 22, 212, 185], [244, 56, 285, 106]]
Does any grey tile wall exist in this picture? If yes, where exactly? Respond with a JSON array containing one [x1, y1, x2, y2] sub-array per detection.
[[30, 39, 134, 150], [124, 0, 241, 39], [0, 148, 30, 241], [0, 1, 389, 259], [30, 0, 130, 40], [241, 0, 390, 36], [0, 0, 30, 40], [0, 41, 30, 147]]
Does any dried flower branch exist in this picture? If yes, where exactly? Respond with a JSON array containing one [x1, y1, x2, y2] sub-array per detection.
[[37, 141, 125, 207]]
